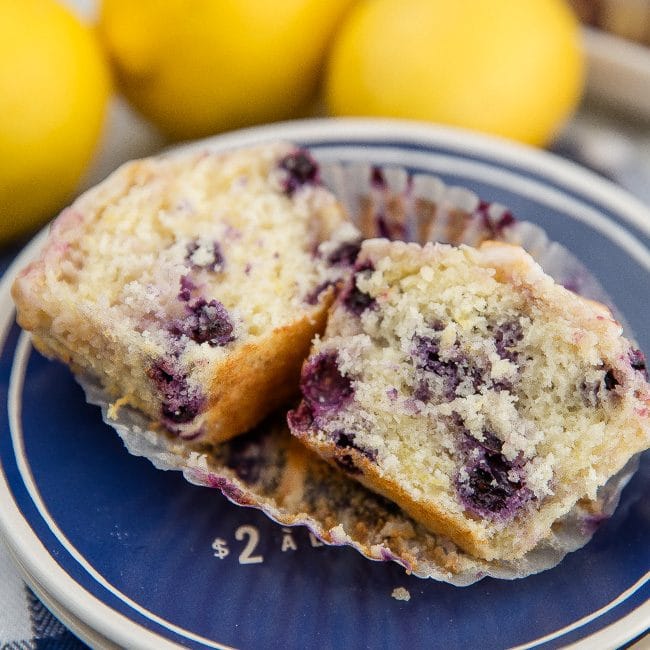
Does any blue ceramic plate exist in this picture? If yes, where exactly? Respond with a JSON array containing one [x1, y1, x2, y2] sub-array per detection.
[[0, 119, 648, 650]]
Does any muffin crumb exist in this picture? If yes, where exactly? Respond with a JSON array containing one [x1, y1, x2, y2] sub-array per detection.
[[391, 587, 411, 601]]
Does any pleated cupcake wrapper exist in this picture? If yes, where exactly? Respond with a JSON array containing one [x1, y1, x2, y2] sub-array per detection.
[[76, 161, 641, 585], [320, 161, 630, 330]]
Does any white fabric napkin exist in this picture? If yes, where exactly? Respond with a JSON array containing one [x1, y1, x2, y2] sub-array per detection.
[[0, 538, 87, 648]]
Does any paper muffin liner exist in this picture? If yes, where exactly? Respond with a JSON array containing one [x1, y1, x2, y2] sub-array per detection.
[[319, 161, 631, 330], [76, 159, 641, 586]]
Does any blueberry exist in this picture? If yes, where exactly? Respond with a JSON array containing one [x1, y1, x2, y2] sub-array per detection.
[[171, 298, 234, 347], [494, 320, 523, 362], [604, 369, 619, 391], [413, 333, 501, 400], [287, 400, 315, 432], [492, 378, 514, 393], [412, 335, 461, 400], [279, 149, 319, 195], [455, 430, 532, 520], [584, 370, 622, 404], [413, 335, 438, 370], [448, 410, 466, 430], [300, 352, 353, 413], [460, 457, 522, 515], [327, 240, 362, 266], [343, 284, 375, 315], [629, 348, 648, 379], [185, 239, 225, 272], [304, 280, 334, 305], [335, 432, 356, 449], [333, 431, 375, 460], [342, 266, 375, 315], [178, 275, 195, 302], [413, 380, 431, 402], [148, 359, 205, 424], [473, 429, 503, 455]]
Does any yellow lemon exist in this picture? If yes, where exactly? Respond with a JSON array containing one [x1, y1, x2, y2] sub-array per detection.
[[0, 0, 111, 243], [99, 0, 354, 140], [326, 0, 584, 146]]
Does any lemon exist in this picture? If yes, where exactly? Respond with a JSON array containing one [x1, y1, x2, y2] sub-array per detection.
[[326, 0, 584, 146], [99, 0, 354, 140], [0, 0, 111, 243]]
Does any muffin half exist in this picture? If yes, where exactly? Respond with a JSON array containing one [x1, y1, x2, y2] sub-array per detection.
[[288, 239, 650, 561], [13, 142, 361, 443]]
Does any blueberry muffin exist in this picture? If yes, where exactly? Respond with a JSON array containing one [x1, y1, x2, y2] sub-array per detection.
[[288, 238, 650, 561], [12, 142, 361, 443]]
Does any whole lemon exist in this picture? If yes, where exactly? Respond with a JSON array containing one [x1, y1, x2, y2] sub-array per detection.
[[326, 0, 584, 146], [99, 0, 354, 140], [0, 0, 111, 243]]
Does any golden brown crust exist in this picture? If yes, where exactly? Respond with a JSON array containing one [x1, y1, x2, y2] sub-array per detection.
[[291, 430, 496, 559], [202, 298, 332, 444]]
